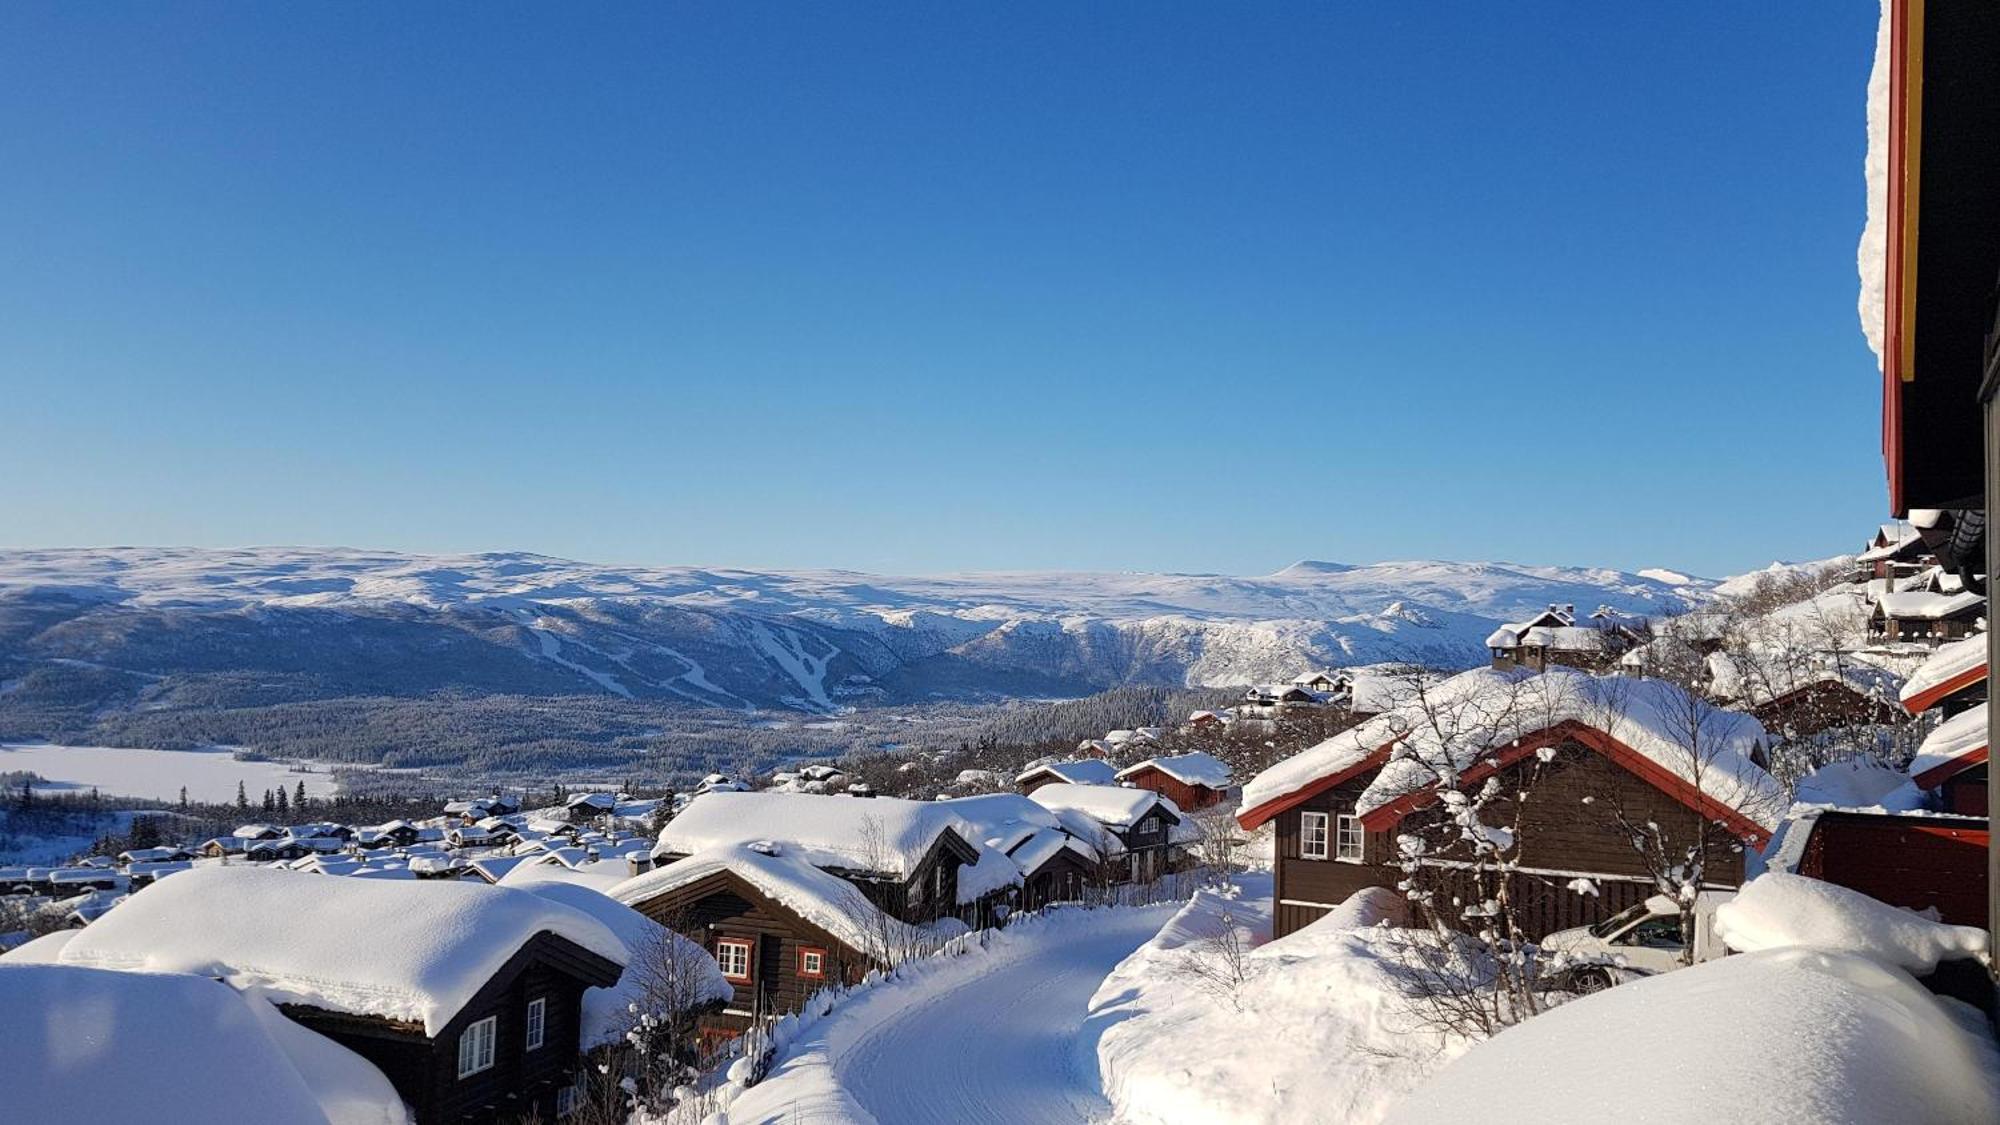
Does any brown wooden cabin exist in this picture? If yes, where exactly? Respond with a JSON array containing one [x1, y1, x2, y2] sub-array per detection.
[[1869, 595, 1985, 645], [654, 828, 981, 928], [1011, 835, 1099, 910], [1115, 764, 1227, 812], [1750, 679, 1905, 739], [283, 931, 621, 1125], [1241, 721, 1771, 942], [1778, 809, 1990, 928], [621, 866, 877, 1036]]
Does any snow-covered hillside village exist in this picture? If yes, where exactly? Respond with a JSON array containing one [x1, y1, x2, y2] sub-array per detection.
[[8, 3, 2000, 1125]]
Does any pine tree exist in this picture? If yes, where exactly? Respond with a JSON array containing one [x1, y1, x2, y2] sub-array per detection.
[[294, 780, 308, 810], [261, 789, 275, 814], [178, 786, 189, 811], [275, 786, 289, 815]]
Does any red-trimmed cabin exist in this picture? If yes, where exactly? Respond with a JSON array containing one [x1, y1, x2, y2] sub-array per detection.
[[1241, 719, 1776, 942], [1779, 809, 1989, 928]]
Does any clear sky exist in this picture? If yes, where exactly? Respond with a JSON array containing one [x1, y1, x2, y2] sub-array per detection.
[[0, 3, 1885, 579]]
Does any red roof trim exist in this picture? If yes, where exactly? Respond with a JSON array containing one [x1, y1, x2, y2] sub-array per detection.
[[1234, 742, 1395, 831], [1902, 662, 1986, 715], [1914, 744, 1989, 790], [1356, 720, 1772, 848]]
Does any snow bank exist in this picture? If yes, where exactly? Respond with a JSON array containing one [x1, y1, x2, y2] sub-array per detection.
[[0, 962, 408, 1125], [57, 865, 628, 1035], [1714, 872, 1986, 974], [653, 791, 978, 877], [512, 880, 731, 1048], [1389, 947, 2000, 1125], [1095, 876, 1455, 1125], [1789, 759, 1924, 813]]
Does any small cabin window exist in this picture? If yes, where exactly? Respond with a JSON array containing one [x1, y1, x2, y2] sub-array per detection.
[[555, 1086, 580, 1117], [1335, 815, 1364, 862], [457, 1015, 497, 1078], [716, 938, 753, 982], [799, 946, 826, 978], [525, 997, 547, 1051], [1300, 811, 1330, 860]]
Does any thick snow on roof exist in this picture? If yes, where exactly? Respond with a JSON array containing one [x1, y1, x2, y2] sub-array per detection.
[[1354, 669, 1778, 830], [610, 843, 921, 961], [1244, 668, 1780, 831], [512, 881, 730, 1047], [1389, 945, 2000, 1125], [1006, 825, 1097, 875], [1901, 632, 1986, 710], [1715, 872, 1987, 975], [1874, 590, 1984, 620], [1910, 703, 1987, 786], [653, 791, 974, 876], [1790, 760, 1924, 814], [1118, 752, 1231, 789], [57, 866, 627, 1035], [1014, 758, 1118, 786], [0, 963, 408, 1125], [1027, 783, 1174, 831], [1706, 650, 1903, 709]]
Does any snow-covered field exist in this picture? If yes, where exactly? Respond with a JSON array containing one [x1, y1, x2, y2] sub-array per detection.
[[715, 903, 1181, 1124], [0, 742, 345, 803]]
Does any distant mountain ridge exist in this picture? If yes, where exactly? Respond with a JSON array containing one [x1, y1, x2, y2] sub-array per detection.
[[0, 546, 1717, 714]]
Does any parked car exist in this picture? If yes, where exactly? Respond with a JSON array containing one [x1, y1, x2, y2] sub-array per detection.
[[1541, 892, 1733, 992]]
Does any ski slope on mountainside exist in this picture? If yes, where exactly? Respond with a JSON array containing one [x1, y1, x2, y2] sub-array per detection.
[[0, 547, 1726, 711]]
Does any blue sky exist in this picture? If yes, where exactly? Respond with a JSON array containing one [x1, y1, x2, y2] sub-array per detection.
[[0, 4, 1884, 578]]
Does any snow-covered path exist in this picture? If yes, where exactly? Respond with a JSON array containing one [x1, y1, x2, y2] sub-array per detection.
[[720, 904, 1179, 1125]]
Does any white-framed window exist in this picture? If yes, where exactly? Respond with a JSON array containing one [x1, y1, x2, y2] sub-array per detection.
[[1335, 814, 1365, 862], [555, 1086, 580, 1117], [525, 997, 546, 1051], [715, 938, 752, 982], [457, 1015, 497, 1078], [1300, 811, 1330, 860], [798, 947, 826, 978]]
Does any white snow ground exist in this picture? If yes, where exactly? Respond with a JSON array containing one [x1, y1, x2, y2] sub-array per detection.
[[0, 741, 346, 803], [718, 904, 1180, 1125]]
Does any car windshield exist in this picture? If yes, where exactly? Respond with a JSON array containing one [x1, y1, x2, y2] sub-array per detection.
[[1588, 901, 1655, 938]]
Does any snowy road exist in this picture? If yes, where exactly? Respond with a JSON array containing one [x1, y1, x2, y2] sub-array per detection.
[[721, 904, 1180, 1125]]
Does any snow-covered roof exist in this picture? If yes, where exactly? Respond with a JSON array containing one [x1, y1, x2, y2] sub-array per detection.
[[1873, 590, 1983, 620], [1705, 650, 1904, 709], [1856, 525, 1924, 561], [1116, 752, 1232, 789], [1908, 703, 1988, 789], [511, 881, 730, 1048], [1241, 668, 1780, 835], [0, 962, 408, 1125], [1900, 632, 1986, 712], [1004, 825, 1098, 875], [652, 791, 975, 877], [1014, 758, 1119, 786], [1027, 783, 1177, 832], [609, 842, 922, 961], [57, 866, 627, 1035], [1388, 943, 2000, 1125]]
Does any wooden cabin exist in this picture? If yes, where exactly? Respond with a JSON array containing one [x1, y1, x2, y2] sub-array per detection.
[[1748, 677, 1905, 740], [1114, 753, 1233, 812], [1772, 808, 1989, 928], [1869, 591, 1984, 645], [53, 867, 632, 1125], [611, 844, 908, 1035], [1014, 758, 1119, 794], [1909, 704, 1991, 817], [652, 791, 987, 926], [1239, 670, 1780, 942], [1026, 783, 1184, 885]]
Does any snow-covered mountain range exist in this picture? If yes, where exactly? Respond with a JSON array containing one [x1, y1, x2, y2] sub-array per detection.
[[0, 547, 1717, 713]]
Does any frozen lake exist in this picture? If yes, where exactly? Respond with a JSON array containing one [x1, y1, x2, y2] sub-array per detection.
[[0, 742, 345, 803]]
